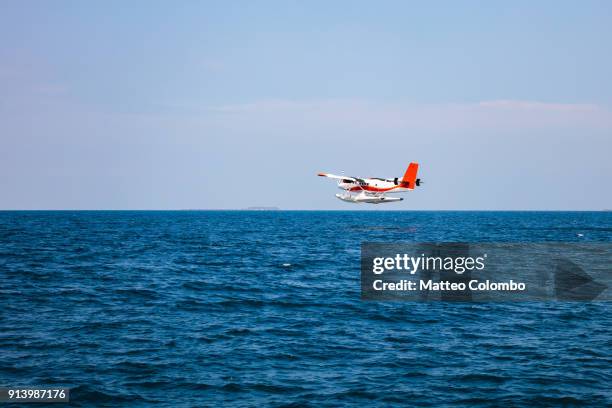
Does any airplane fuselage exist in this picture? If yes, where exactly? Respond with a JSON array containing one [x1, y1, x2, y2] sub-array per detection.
[[338, 178, 410, 193]]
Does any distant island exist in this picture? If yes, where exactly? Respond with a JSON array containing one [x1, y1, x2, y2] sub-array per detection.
[[179, 207, 280, 211]]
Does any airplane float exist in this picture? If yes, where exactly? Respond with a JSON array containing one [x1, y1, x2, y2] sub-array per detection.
[[317, 163, 421, 204]]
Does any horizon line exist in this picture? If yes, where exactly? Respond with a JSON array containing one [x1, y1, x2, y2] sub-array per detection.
[[0, 209, 610, 212]]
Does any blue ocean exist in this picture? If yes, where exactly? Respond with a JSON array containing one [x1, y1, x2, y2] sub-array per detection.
[[1, 211, 610, 407]]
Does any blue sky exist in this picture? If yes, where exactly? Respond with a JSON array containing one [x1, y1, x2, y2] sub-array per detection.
[[1, 1, 611, 209]]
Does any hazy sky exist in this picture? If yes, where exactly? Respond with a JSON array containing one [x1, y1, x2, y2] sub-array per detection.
[[1, 1, 611, 210]]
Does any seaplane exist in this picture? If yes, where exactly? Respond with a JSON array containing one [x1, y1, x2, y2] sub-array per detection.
[[317, 163, 421, 204]]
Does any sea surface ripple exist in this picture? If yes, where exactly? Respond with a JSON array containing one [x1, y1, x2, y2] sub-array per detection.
[[0, 211, 610, 407]]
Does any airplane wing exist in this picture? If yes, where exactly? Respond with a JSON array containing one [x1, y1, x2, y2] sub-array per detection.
[[317, 173, 357, 182]]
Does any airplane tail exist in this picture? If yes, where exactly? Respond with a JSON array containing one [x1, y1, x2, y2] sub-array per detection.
[[401, 162, 419, 189]]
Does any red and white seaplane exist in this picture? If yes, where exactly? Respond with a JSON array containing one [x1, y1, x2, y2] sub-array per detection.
[[317, 163, 421, 204]]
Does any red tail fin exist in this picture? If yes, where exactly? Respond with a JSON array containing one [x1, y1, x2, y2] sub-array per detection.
[[401, 162, 419, 189]]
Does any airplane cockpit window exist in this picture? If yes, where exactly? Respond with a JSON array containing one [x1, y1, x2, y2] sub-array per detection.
[[342, 179, 353, 183]]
